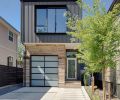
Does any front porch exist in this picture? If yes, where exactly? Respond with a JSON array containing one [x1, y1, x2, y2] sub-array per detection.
[[24, 43, 83, 88]]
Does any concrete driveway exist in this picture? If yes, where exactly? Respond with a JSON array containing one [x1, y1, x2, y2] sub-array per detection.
[[0, 87, 90, 100]]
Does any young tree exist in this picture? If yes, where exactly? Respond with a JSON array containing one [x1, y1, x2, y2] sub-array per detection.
[[18, 37, 24, 67], [67, 0, 120, 100]]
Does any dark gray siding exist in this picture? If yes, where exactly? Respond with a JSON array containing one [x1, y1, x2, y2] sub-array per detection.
[[21, 1, 81, 43]]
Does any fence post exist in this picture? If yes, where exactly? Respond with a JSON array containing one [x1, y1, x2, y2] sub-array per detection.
[[16, 60, 18, 84]]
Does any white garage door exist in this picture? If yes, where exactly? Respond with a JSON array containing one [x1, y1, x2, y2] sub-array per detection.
[[31, 56, 58, 87]]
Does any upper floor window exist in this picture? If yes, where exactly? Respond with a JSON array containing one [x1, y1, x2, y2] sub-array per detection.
[[9, 31, 13, 42], [35, 6, 66, 33]]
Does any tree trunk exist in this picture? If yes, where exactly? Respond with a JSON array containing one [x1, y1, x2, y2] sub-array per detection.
[[92, 73, 95, 94], [102, 68, 106, 100], [108, 82, 111, 100]]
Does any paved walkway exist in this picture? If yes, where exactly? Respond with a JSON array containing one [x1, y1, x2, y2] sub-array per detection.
[[0, 87, 90, 100]]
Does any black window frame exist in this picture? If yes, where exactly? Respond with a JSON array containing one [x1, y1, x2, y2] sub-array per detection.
[[30, 55, 59, 87], [35, 5, 67, 34]]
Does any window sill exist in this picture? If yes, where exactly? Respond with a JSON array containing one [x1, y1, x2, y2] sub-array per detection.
[[35, 32, 67, 35]]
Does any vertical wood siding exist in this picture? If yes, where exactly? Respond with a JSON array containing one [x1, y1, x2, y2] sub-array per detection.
[[21, 1, 81, 43]]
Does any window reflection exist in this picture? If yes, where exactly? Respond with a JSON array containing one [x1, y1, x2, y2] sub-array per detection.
[[56, 9, 66, 33], [36, 7, 66, 33]]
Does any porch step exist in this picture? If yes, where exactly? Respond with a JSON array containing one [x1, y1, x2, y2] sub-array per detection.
[[64, 81, 81, 88]]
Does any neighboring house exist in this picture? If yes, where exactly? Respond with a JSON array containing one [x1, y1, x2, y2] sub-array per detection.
[[0, 17, 19, 67], [105, 0, 120, 98], [20, 0, 83, 87]]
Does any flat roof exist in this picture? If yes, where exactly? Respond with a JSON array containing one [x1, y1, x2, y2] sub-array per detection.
[[20, 0, 76, 2]]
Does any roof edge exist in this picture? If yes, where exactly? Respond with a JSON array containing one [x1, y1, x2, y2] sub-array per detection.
[[0, 16, 20, 35], [109, 0, 120, 11], [20, 0, 76, 2]]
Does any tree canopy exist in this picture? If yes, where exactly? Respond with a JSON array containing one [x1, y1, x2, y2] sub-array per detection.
[[67, 0, 120, 73]]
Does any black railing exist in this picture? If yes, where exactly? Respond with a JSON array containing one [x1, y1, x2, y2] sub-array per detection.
[[0, 65, 23, 87]]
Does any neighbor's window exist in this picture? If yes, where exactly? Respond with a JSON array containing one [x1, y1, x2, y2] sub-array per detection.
[[9, 31, 14, 42], [7, 56, 13, 66], [36, 6, 66, 33]]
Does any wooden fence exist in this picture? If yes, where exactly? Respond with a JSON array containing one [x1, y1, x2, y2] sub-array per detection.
[[0, 65, 23, 87]]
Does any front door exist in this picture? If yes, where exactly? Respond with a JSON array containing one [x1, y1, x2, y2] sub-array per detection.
[[67, 58, 77, 79]]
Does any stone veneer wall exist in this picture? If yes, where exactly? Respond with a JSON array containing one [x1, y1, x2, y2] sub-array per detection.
[[23, 44, 66, 87], [105, 56, 120, 98]]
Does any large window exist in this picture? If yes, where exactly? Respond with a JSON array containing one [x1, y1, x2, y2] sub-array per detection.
[[35, 6, 66, 33]]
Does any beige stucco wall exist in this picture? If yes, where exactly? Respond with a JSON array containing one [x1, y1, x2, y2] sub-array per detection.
[[0, 24, 18, 66]]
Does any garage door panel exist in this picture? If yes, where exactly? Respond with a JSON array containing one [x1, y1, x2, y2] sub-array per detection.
[[32, 62, 44, 67], [45, 56, 58, 61], [45, 81, 58, 86], [32, 68, 44, 73], [31, 56, 44, 61], [45, 74, 58, 80], [31, 56, 58, 87], [45, 68, 58, 73], [31, 80, 44, 86], [45, 62, 58, 67], [31, 74, 44, 79]]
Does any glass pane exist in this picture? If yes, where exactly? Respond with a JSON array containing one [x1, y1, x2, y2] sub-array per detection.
[[31, 74, 44, 79], [45, 62, 58, 67], [9, 31, 13, 37], [32, 68, 44, 73], [66, 51, 77, 58], [45, 56, 58, 61], [45, 74, 58, 80], [68, 60, 75, 78], [31, 80, 44, 86], [56, 9, 66, 33], [9, 36, 13, 42], [45, 81, 58, 86], [48, 9, 55, 32], [45, 68, 58, 73], [31, 56, 44, 61], [32, 62, 44, 67], [36, 9, 47, 32]]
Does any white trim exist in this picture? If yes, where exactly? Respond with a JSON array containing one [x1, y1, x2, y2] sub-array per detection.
[[67, 58, 77, 79], [8, 30, 14, 43]]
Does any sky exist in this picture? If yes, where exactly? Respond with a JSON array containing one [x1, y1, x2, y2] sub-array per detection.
[[0, 0, 20, 31], [0, 0, 113, 32]]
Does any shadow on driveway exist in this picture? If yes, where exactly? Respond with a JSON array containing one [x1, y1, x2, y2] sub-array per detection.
[[0, 87, 56, 100], [0, 84, 22, 96]]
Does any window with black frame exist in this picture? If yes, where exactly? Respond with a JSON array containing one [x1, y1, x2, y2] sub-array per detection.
[[9, 31, 14, 42], [35, 6, 66, 33]]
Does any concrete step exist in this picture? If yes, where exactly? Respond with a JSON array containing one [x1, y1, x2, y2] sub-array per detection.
[[64, 81, 81, 88]]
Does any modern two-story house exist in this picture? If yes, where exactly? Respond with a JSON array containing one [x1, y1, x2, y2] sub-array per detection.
[[0, 17, 19, 67], [20, 0, 83, 87]]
